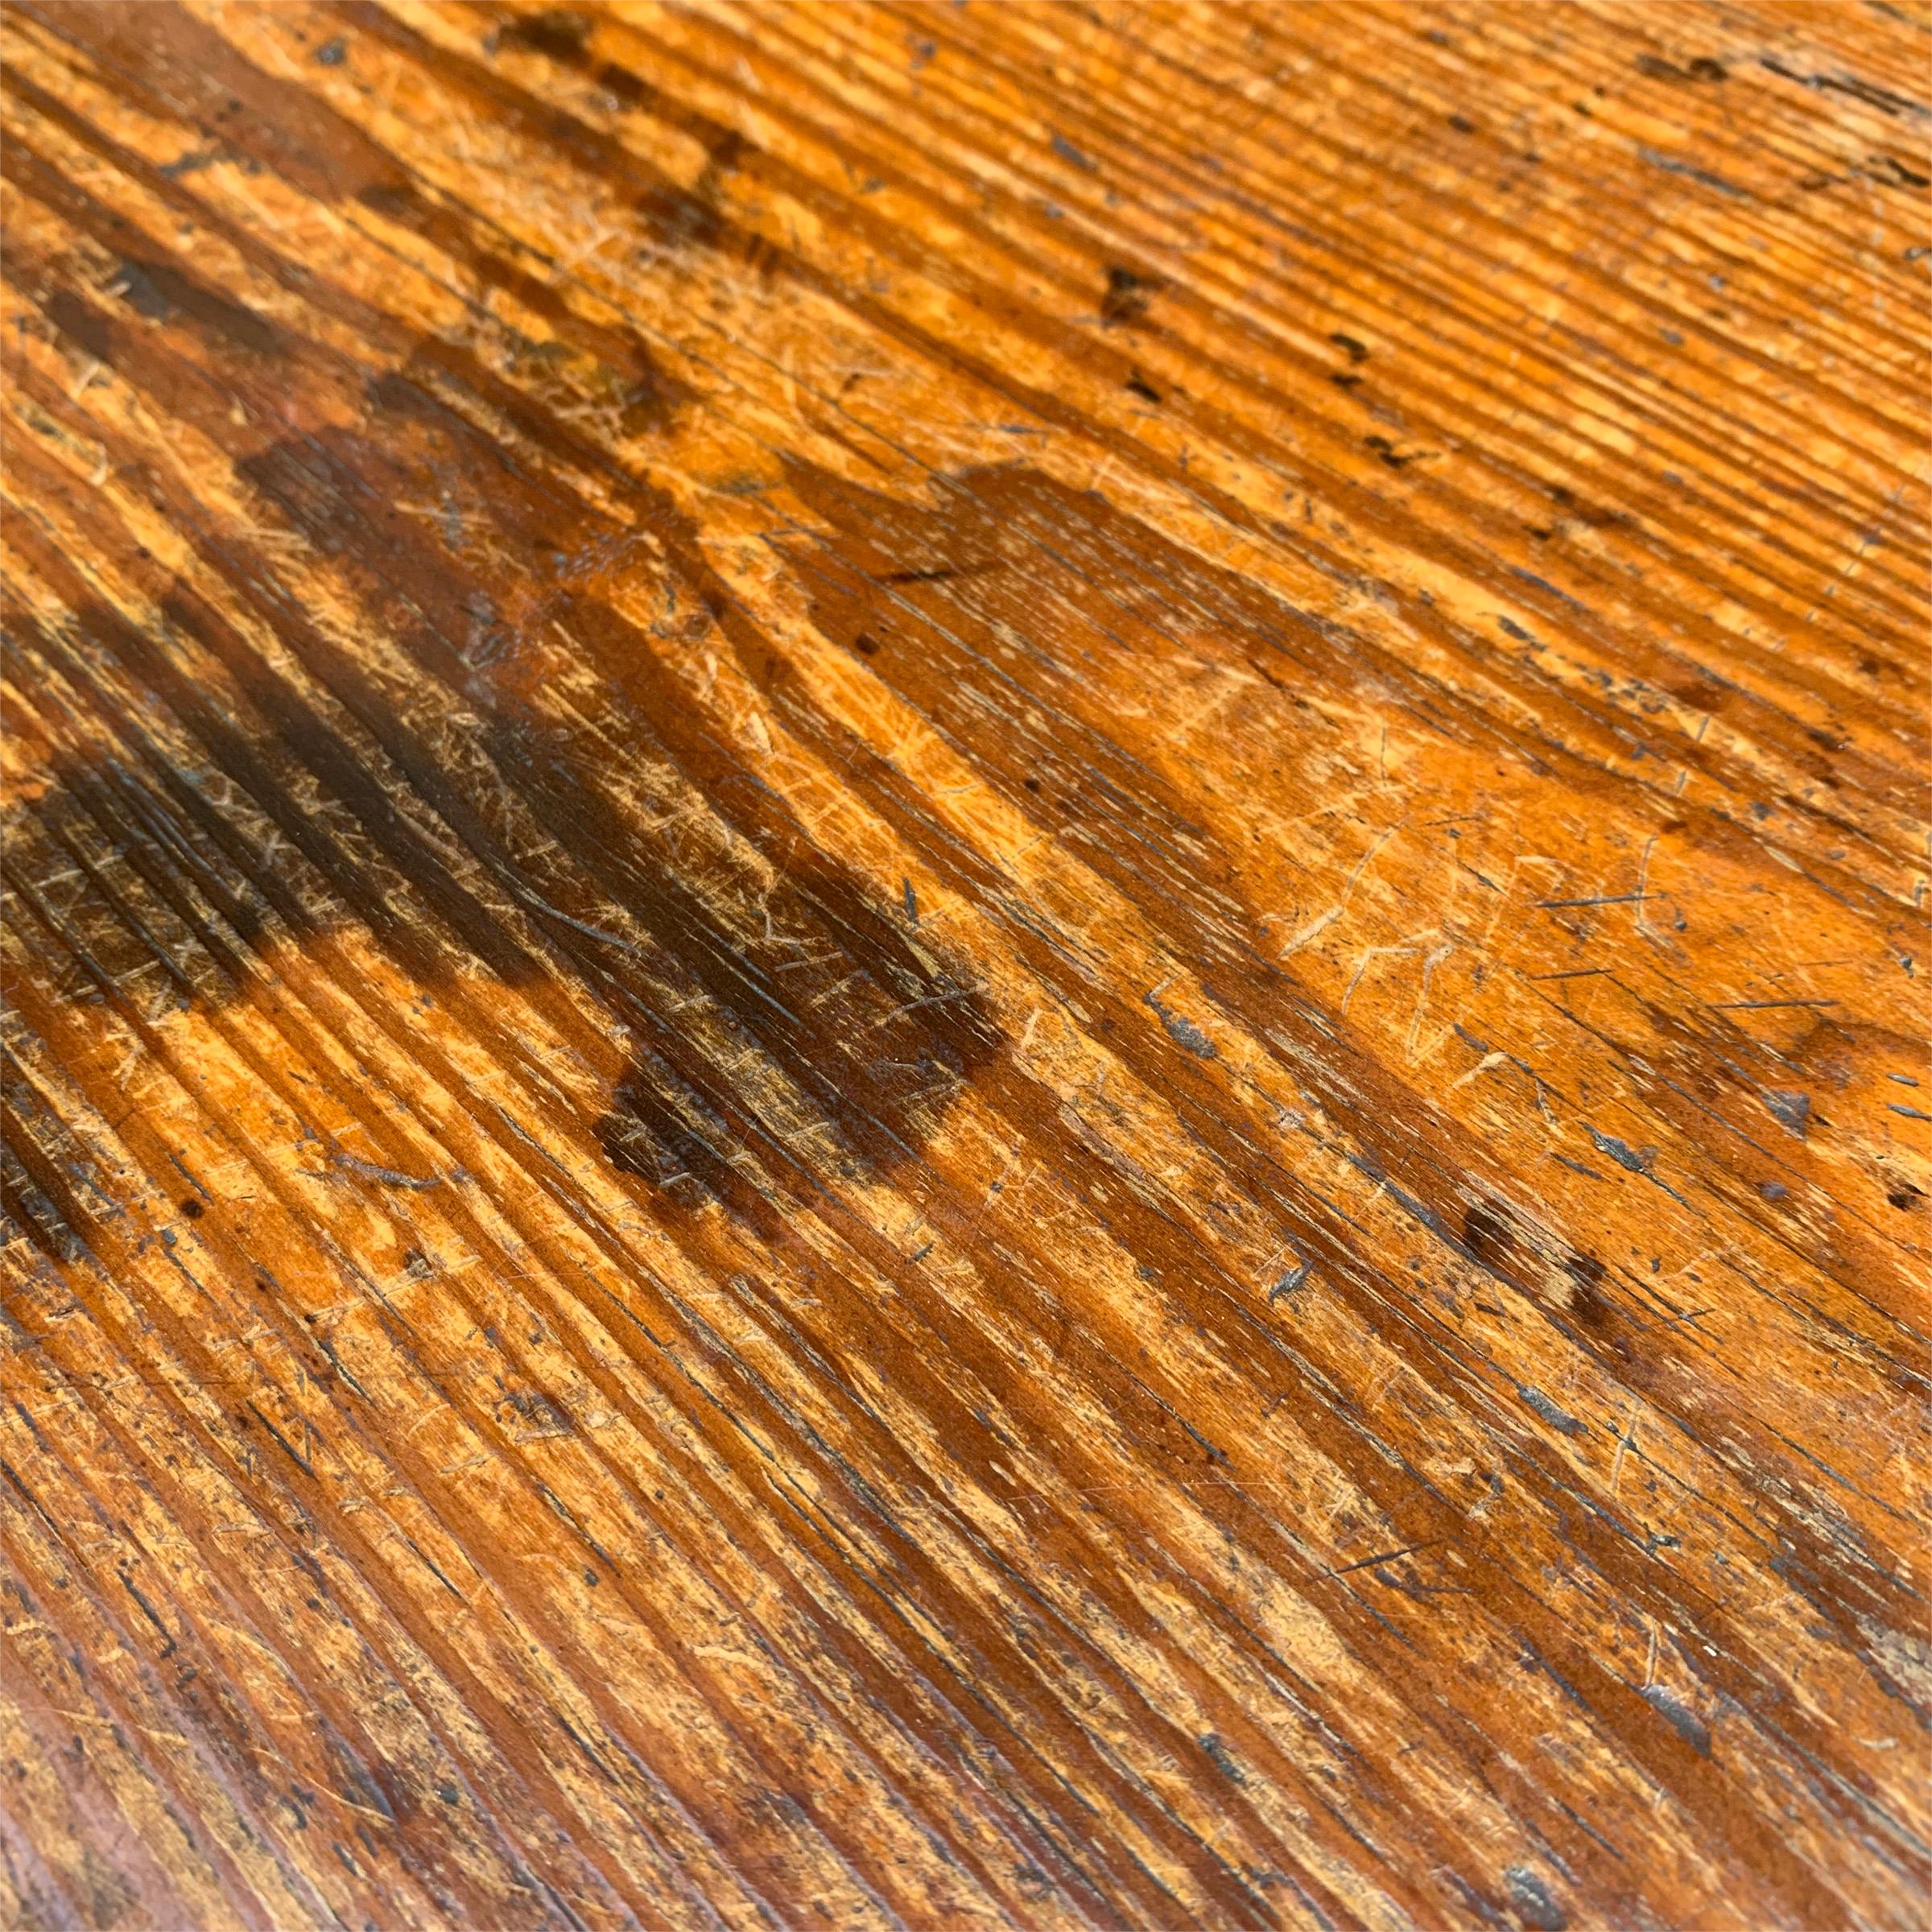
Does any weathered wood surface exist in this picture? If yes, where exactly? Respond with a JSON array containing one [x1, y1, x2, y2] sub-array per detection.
[[1, 2, 1927, 1926]]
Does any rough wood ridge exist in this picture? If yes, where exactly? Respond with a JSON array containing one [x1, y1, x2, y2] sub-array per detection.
[[0, 2, 1927, 1927]]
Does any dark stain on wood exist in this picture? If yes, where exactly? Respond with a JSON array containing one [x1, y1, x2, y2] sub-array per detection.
[[0, 2, 1925, 1929]]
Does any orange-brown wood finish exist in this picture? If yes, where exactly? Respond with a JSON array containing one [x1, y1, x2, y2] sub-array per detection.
[[1, 3, 1926, 1927]]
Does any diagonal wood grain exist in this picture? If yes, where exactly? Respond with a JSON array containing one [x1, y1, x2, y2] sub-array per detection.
[[0, 3, 1926, 1927]]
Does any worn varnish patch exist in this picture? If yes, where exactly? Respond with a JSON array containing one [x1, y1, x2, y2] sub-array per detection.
[[1, 2, 1927, 1930]]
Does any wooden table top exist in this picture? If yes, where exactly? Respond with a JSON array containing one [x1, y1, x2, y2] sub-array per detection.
[[2, 4, 1926, 1927]]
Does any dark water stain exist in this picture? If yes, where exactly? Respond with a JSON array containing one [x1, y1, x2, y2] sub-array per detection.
[[3, 350, 1000, 1249]]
